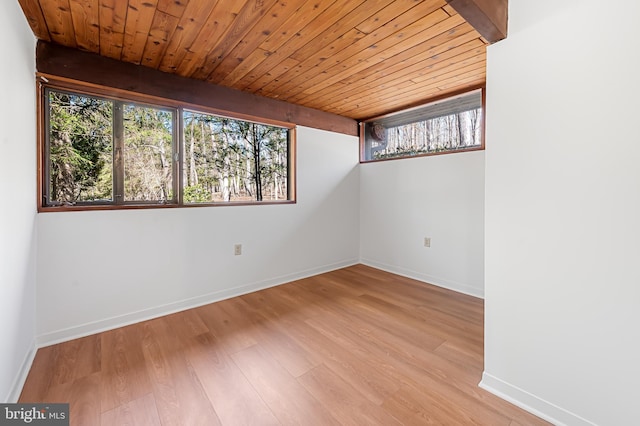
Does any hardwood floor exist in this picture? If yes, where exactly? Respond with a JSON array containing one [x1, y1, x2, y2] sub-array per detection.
[[19, 265, 548, 425]]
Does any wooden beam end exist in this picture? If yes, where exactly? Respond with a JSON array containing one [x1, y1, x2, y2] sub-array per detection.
[[446, 0, 508, 44]]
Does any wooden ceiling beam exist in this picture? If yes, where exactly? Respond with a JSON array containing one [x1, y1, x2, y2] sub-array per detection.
[[35, 41, 358, 136], [445, 0, 508, 43]]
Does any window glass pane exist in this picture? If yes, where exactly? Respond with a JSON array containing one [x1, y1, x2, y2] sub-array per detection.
[[375, 108, 482, 160], [183, 111, 288, 203], [48, 90, 113, 204], [362, 89, 483, 161], [123, 104, 174, 202]]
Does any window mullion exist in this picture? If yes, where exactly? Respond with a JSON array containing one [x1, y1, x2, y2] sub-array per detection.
[[113, 101, 124, 204], [176, 108, 182, 205], [43, 88, 53, 206]]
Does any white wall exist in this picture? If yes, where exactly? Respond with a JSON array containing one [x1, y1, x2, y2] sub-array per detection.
[[483, 1, 640, 424], [360, 151, 485, 297], [37, 126, 360, 343], [0, 2, 37, 402]]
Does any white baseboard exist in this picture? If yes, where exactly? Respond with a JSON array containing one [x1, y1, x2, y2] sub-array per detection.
[[359, 258, 484, 299], [36, 259, 359, 348], [479, 372, 597, 426], [5, 340, 36, 403]]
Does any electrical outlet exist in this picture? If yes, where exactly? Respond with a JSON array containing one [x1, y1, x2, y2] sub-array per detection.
[[234, 244, 242, 256], [424, 237, 431, 248]]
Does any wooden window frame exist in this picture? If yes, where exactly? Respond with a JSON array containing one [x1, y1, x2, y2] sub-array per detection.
[[359, 86, 486, 163], [37, 76, 297, 212]]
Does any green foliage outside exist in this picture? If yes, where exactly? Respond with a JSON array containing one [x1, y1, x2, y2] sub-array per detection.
[[123, 104, 174, 202], [48, 91, 112, 203]]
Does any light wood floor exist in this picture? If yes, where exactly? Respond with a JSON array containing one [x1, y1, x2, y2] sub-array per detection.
[[20, 265, 548, 425]]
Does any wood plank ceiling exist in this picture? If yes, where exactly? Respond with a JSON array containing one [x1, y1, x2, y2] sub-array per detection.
[[18, 0, 488, 121]]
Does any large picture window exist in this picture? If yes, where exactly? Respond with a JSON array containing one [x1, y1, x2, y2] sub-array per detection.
[[360, 88, 484, 162], [41, 85, 295, 210]]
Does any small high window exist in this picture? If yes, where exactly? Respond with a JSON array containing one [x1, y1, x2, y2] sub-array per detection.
[[360, 88, 484, 162], [41, 85, 295, 210]]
